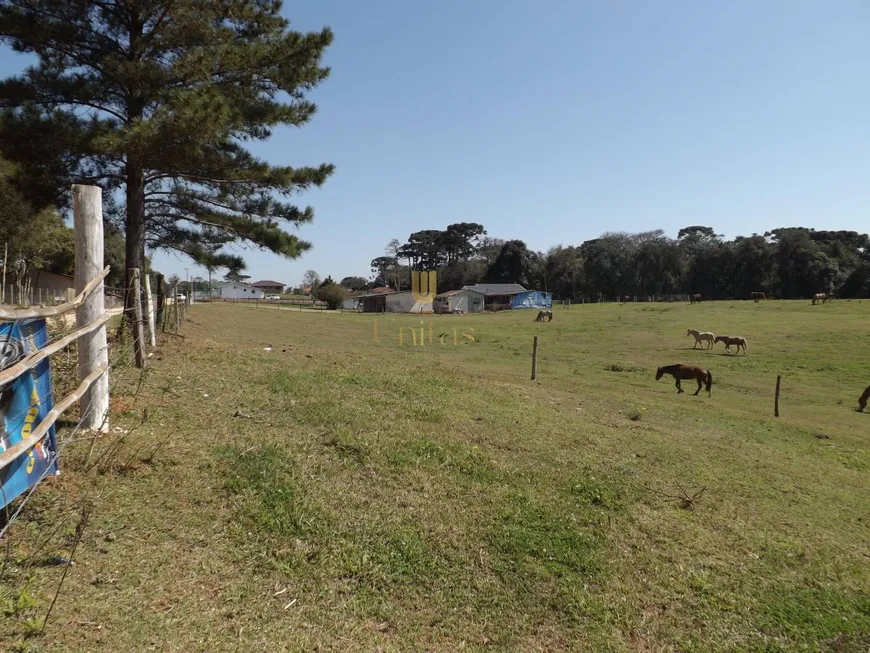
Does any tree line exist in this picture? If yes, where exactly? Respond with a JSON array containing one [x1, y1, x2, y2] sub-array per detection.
[[361, 224, 870, 300]]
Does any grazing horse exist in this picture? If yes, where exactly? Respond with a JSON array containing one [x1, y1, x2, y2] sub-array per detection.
[[656, 364, 712, 396], [689, 293, 702, 304], [535, 310, 553, 322], [812, 293, 827, 305], [714, 335, 747, 354], [858, 385, 870, 412], [751, 292, 765, 302], [687, 328, 715, 350]]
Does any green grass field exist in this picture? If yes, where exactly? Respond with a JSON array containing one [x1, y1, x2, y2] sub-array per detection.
[[3, 299, 869, 651]]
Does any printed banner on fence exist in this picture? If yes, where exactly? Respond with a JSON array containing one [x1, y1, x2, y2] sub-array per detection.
[[0, 319, 57, 510]]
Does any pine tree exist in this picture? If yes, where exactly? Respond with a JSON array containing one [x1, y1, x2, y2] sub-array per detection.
[[0, 0, 334, 304]]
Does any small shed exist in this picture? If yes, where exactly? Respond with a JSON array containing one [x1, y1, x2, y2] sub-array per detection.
[[511, 290, 553, 310]]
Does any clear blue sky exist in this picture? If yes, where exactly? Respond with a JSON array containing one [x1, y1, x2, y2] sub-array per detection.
[[3, 1, 869, 286]]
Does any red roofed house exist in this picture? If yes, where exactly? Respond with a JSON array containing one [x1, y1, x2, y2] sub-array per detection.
[[251, 280, 285, 296]]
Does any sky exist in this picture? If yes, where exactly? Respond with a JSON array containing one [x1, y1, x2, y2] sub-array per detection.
[[3, 1, 869, 287]]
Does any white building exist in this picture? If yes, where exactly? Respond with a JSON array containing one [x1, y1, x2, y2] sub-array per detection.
[[217, 281, 264, 300]]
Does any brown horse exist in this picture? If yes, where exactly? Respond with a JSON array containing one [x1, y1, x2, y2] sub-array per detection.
[[859, 385, 870, 412], [751, 292, 765, 302], [535, 310, 553, 322], [714, 335, 747, 355], [656, 364, 712, 396], [812, 293, 827, 305], [689, 293, 702, 304]]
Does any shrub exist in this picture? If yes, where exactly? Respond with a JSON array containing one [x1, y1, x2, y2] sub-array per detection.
[[316, 283, 348, 310]]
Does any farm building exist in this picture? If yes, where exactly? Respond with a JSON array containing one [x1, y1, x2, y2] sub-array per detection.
[[217, 281, 265, 300], [434, 289, 483, 313], [251, 280, 285, 295], [460, 283, 527, 310], [355, 288, 433, 313], [29, 270, 75, 301], [357, 288, 396, 313]]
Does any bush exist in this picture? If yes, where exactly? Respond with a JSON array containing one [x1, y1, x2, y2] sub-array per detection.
[[316, 283, 348, 310]]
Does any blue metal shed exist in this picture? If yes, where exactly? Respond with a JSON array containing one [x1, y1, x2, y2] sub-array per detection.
[[511, 291, 552, 309]]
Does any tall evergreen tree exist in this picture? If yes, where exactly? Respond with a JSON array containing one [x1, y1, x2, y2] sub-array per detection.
[[0, 0, 334, 307]]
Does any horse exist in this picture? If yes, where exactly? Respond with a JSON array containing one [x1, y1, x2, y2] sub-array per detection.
[[751, 292, 765, 302], [535, 310, 553, 322], [687, 328, 715, 350], [812, 293, 827, 305], [689, 293, 702, 304], [714, 335, 747, 355], [656, 364, 712, 396], [858, 385, 870, 412]]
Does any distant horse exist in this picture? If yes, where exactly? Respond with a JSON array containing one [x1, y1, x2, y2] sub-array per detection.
[[812, 293, 827, 305], [714, 335, 747, 355], [689, 293, 702, 304], [751, 292, 765, 302], [535, 310, 553, 322], [858, 385, 870, 412], [656, 364, 712, 396], [687, 328, 715, 350]]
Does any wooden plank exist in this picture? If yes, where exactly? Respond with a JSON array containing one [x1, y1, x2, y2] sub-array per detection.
[[0, 363, 108, 472]]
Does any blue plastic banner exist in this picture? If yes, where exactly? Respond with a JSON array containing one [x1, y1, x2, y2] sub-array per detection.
[[511, 291, 553, 310], [0, 319, 58, 511]]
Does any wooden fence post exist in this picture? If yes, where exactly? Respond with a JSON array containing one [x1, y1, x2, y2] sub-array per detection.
[[775, 375, 781, 417], [155, 273, 165, 331], [128, 269, 146, 368], [73, 185, 109, 433], [1, 242, 6, 304], [531, 336, 539, 381], [143, 272, 156, 348], [173, 285, 180, 331]]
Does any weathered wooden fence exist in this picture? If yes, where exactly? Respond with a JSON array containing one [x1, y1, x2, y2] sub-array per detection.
[[0, 185, 112, 524]]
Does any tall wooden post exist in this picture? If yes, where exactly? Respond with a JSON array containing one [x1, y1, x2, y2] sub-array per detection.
[[155, 273, 165, 331], [129, 269, 146, 368], [143, 273, 156, 348], [774, 375, 781, 417], [1, 241, 6, 304], [531, 336, 539, 381], [125, 270, 145, 364], [73, 185, 109, 432], [173, 285, 180, 331]]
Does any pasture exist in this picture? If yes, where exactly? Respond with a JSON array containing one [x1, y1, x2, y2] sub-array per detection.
[[3, 299, 869, 651]]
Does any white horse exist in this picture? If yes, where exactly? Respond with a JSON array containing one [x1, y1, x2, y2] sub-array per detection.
[[687, 328, 715, 350]]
